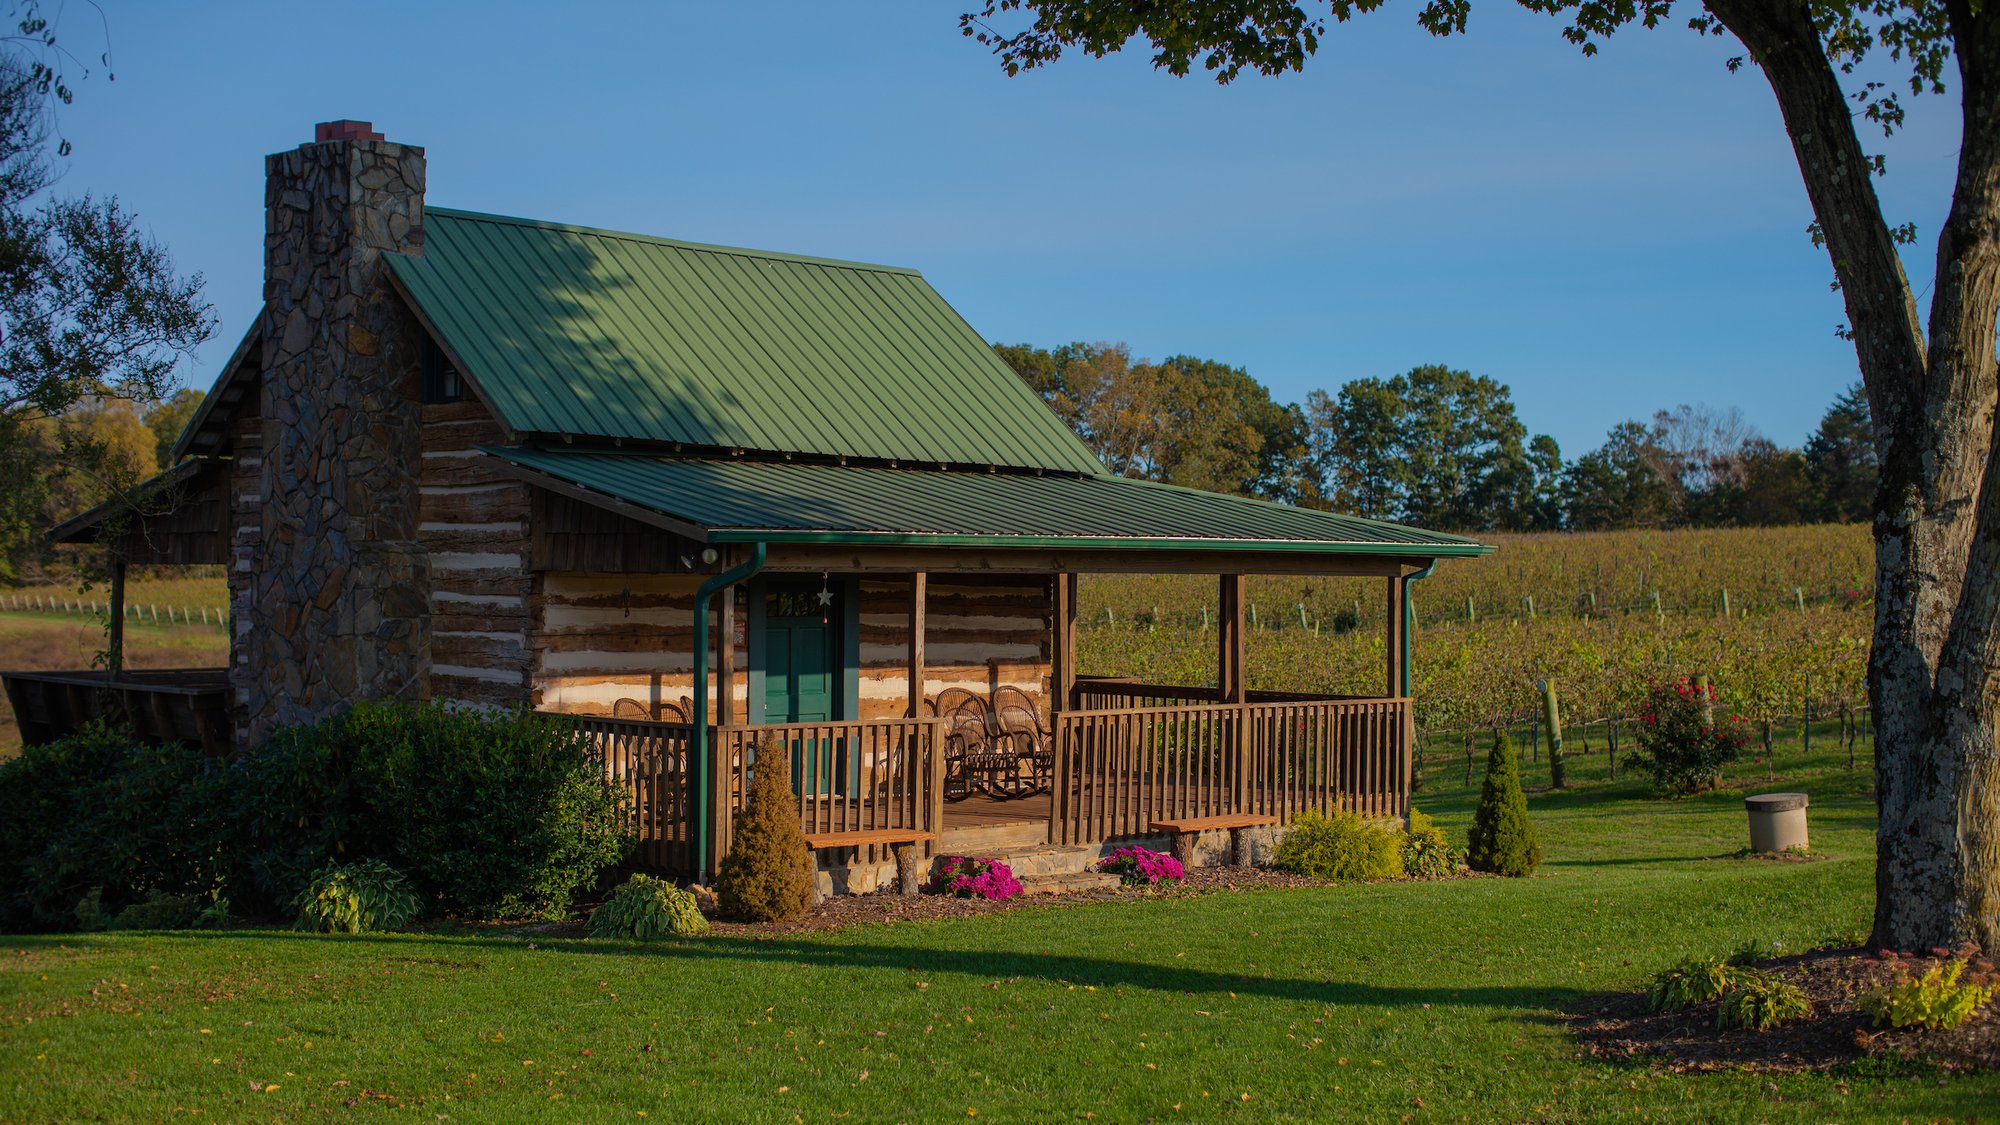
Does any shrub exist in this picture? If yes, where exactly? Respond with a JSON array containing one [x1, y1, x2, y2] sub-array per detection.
[[714, 742, 815, 922], [0, 704, 629, 932], [0, 724, 223, 931], [1717, 970, 1813, 1031], [1628, 677, 1748, 795], [1646, 956, 1748, 1013], [1465, 733, 1541, 877], [1858, 959, 1997, 1031], [110, 891, 204, 931], [589, 874, 710, 940], [292, 859, 422, 934], [234, 702, 629, 920], [936, 856, 1024, 900], [1098, 845, 1183, 887], [1272, 810, 1405, 881], [1401, 808, 1459, 878]]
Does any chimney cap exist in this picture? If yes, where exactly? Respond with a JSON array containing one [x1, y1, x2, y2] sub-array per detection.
[[314, 120, 384, 143]]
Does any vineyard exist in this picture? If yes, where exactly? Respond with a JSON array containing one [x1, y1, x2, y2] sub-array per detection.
[[1079, 523, 1873, 736], [1, 525, 1875, 741]]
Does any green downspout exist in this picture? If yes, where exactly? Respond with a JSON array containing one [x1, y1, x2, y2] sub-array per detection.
[[1401, 559, 1439, 697], [693, 542, 767, 877]]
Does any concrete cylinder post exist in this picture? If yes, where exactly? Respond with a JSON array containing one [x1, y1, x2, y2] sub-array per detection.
[[1745, 792, 1809, 852]]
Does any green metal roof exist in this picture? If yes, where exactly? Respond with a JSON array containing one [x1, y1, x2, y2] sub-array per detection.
[[390, 210, 1104, 473], [483, 447, 1490, 556]]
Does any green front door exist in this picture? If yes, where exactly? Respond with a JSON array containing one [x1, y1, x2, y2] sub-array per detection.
[[763, 583, 837, 724], [762, 582, 846, 793]]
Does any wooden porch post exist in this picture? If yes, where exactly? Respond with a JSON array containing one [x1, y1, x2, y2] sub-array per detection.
[[1384, 575, 1406, 698], [1219, 574, 1246, 702], [712, 588, 737, 874], [1221, 573, 1249, 813], [1052, 572, 1076, 713], [907, 572, 926, 716], [717, 587, 737, 725], [107, 560, 126, 676]]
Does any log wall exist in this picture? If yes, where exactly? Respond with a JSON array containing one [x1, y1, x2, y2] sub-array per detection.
[[532, 574, 1054, 720], [419, 399, 535, 707]]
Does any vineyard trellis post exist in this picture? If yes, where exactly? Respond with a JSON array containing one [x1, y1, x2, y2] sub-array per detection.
[[1541, 680, 1565, 789]]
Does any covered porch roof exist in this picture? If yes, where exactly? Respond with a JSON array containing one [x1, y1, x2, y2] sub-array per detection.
[[481, 447, 1492, 560]]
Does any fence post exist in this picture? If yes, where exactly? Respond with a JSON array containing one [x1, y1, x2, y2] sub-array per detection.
[[1720, 588, 1730, 618], [1541, 680, 1566, 789], [1467, 597, 1476, 623]]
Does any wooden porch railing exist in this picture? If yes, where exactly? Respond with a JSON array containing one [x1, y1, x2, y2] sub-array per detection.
[[551, 713, 949, 875], [1048, 697, 1411, 845], [715, 717, 947, 864], [556, 714, 698, 872], [1073, 678, 1376, 710]]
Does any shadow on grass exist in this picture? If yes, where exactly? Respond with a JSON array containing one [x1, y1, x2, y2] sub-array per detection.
[[29, 928, 1594, 1015]]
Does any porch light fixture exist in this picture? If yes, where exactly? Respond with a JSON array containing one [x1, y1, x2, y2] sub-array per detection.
[[700, 548, 719, 565]]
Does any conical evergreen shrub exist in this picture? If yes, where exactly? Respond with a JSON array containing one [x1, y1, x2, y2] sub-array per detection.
[[714, 741, 814, 921], [1465, 732, 1541, 877]]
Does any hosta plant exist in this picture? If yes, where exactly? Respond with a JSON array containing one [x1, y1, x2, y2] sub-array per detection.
[[590, 873, 709, 940], [1646, 956, 1750, 1013], [1716, 971, 1813, 1031], [1098, 845, 1184, 887], [292, 859, 422, 935]]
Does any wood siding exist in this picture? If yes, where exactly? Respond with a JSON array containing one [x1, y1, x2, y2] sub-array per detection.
[[856, 576, 1050, 719], [226, 401, 262, 743], [420, 399, 534, 707], [532, 574, 1054, 721]]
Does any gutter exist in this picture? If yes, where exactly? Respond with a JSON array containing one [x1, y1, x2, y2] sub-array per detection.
[[1401, 559, 1440, 697], [691, 542, 767, 877]]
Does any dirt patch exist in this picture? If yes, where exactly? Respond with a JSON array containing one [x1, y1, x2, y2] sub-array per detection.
[[1570, 946, 2000, 1073]]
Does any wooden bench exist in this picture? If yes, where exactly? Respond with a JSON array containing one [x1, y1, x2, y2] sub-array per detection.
[[803, 829, 935, 898], [1150, 815, 1280, 868]]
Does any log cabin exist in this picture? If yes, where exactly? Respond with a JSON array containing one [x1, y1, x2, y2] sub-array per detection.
[[16, 121, 1491, 894]]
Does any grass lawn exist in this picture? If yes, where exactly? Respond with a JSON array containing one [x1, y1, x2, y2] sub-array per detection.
[[3, 739, 1994, 1121]]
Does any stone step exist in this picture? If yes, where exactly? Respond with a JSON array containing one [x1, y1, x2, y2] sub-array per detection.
[[938, 820, 1050, 854], [1019, 871, 1120, 895]]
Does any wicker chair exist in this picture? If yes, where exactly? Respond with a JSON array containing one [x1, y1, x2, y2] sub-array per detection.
[[934, 688, 1023, 799], [991, 686, 1054, 795]]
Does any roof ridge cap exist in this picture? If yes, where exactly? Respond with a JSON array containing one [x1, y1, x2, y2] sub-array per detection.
[[424, 207, 925, 277]]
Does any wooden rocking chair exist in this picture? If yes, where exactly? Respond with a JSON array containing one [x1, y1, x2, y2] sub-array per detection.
[[991, 685, 1054, 795], [934, 688, 1025, 800]]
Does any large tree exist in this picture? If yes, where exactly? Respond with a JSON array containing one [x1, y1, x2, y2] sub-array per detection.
[[962, 0, 2000, 949], [0, 6, 212, 574], [1804, 380, 1876, 522], [1306, 363, 1553, 530]]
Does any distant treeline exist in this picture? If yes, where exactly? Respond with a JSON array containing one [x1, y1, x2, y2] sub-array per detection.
[[994, 343, 1874, 533]]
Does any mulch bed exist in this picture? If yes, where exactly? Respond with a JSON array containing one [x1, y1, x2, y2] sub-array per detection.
[[1569, 947, 2000, 1073], [700, 865, 1344, 936]]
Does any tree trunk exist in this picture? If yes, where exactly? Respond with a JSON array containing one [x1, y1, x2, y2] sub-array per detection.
[[1705, 0, 2000, 950]]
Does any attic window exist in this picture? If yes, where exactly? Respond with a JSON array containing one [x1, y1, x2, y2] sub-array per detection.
[[421, 335, 464, 403]]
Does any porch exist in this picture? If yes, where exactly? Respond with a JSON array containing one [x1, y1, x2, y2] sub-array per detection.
[[554, 684, 1412, 879]]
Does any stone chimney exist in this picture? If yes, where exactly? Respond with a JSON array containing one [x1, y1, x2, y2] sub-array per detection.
[[239, 121, 431, 744]]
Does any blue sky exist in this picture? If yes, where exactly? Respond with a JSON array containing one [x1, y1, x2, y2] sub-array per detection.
[[50, 2, 1961, 457]]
